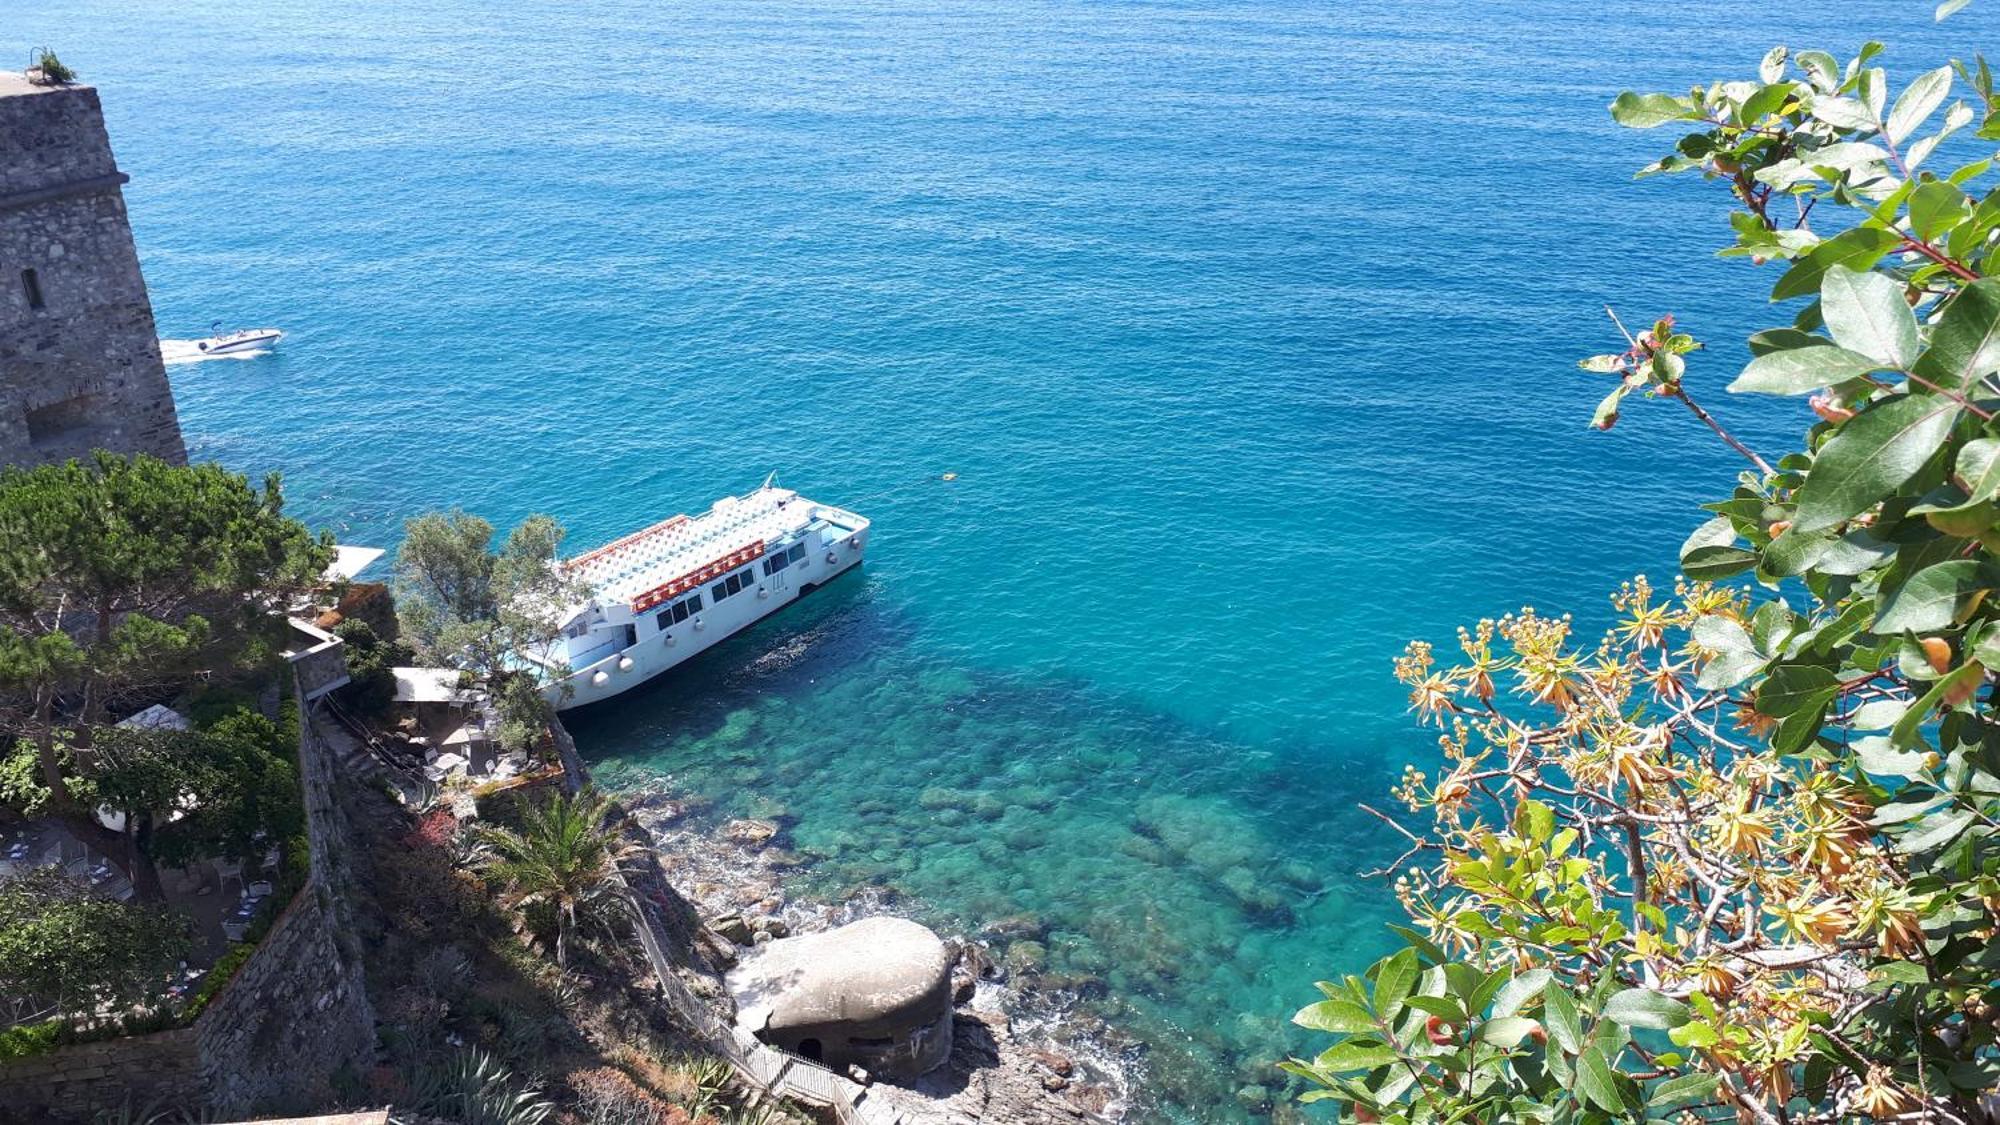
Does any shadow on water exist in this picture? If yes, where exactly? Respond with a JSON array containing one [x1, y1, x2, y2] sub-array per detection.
[[565, 572, 1412, 1120]]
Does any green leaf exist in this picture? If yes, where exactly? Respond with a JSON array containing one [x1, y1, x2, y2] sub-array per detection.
[[1761, 524, 1832, 578], [1295, 999, 1378, 1034], [1578, 353, 1625, 373], [1756, 664, 1840, 717], [1892, 661, 1985, 747], [1741, 81, 1795, 124], [1683, 544, 1759, 581], [1872, 796, 1945, 825], [1574, 1046, 1626, 1112], [1821, 265, 1919, 368], [1815, 531, 1897, 576], [1893, 806, 1974, 853], [1748, 327, 1827, 355], [1791, 394, 1959, 534], [1386, 923, 1449, 967], [1478, 1015, 1541, 1048], [1773, 227, 1903, 302], [1912, 279, 2000, 390], [1874, 560, 2000, 633], [1912, 180, 1972, 242], [1493, 968, 1551, 1018], [1693, 615, 1767, 690], [1403, 994, 1464, 1022], [1591, 384, 1629, 430], [1315, 1039, 1402, 1073], [1543, 984, 1584, 1056], [1759, 46, 1789, 85], [1648, 1072, 1719, 1109], [1812, 95, 1875, 131], [1371, 948, 1419, 1020], [1610, 92, 1692, 128], [1602, 988, 1693, 1030], [1855, 735, 1931, 779], [1681, 514, 1737, 554], [1848, 698, 1909, 729], [1957, 438, 2000, 502], [1514, 799, 1555, 843], [1798, 51, 1840, 92], [1669, 1021, 1719, 1049], [1729, 341, 1885, 394], [1888, 66, 1954, 143]]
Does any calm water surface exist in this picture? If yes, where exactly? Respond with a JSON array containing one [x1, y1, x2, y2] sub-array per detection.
[[11, 0, 1991, 1116]]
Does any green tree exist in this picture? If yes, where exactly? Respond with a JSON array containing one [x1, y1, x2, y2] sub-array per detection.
[[395, 510, 581, 752], [1289, 13, 2000, 1123], [332, 618, 415, 721], [0, 868, 189, 1023], [0, 454, 328, 896], [474, 787, 641, 969], [87, 709, 303, 900]]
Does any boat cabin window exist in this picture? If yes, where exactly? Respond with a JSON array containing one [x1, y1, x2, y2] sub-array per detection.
[[655, 593, 702, 630], [710, 569, 755, 603], [20, 269, 44, 311], [764, 543, 809, 575]]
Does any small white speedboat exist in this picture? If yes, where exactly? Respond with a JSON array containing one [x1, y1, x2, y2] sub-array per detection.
[[193, 322, 282, 355]]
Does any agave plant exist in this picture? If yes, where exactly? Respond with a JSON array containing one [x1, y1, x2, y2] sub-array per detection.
[[414, 1047, 553, 1125], [474, 786, 642, 968]]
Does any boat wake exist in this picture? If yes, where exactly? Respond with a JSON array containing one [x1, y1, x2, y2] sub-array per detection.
[[159, 339, 270, 365]]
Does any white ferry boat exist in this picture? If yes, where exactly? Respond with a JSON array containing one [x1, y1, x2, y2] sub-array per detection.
[[531, 483, 870, 710]]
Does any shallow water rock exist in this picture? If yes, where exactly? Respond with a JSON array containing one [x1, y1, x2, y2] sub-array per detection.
[[1276, 859, 1322, 892], [981, 914, 1050, 944], [712, 914, 753, 945], [1003, 939, 1048, 979], [918, 786, 971, 811], [722, 818, 780, 846]]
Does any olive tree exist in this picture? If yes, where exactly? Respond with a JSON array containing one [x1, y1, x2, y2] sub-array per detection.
[[1289, 13, 2000, 1123]]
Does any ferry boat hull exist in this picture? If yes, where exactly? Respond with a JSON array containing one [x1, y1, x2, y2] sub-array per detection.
[[537, 490, 869, 711]]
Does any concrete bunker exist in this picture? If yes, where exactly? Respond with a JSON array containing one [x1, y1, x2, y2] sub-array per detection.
[[729, 916, 954, 1082]]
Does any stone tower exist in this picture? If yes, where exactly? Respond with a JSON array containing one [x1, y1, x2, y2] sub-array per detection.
[[0, 71, 186, 467]]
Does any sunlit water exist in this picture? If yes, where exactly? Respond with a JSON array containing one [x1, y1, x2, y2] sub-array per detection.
[[11, 0, 1989, 1115]]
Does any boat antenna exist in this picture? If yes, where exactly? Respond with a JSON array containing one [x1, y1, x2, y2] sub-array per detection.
[[761, 470, 779, 491]]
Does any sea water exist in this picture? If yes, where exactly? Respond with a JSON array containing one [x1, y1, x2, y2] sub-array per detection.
[[13, 0, 1988, 1115]]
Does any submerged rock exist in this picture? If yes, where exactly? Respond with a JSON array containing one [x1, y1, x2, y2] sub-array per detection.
[[1002, 939, 1048, 979], [721, 817, 780, 846]]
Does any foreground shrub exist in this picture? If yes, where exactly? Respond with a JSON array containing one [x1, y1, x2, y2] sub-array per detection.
[[1292, 9, 2000, 1122]]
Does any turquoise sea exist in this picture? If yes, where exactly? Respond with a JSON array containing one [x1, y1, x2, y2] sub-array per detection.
[[13, 0, 1992, 1116]]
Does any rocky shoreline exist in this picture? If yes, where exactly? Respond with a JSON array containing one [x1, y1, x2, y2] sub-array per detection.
[[617, 781, 1143, 1122]]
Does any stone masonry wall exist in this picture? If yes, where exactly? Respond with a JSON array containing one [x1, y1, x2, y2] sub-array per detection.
[[194, 693, 376, 1117], [0, 1029, 199, 1125], [0, 73, 184, 467]]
